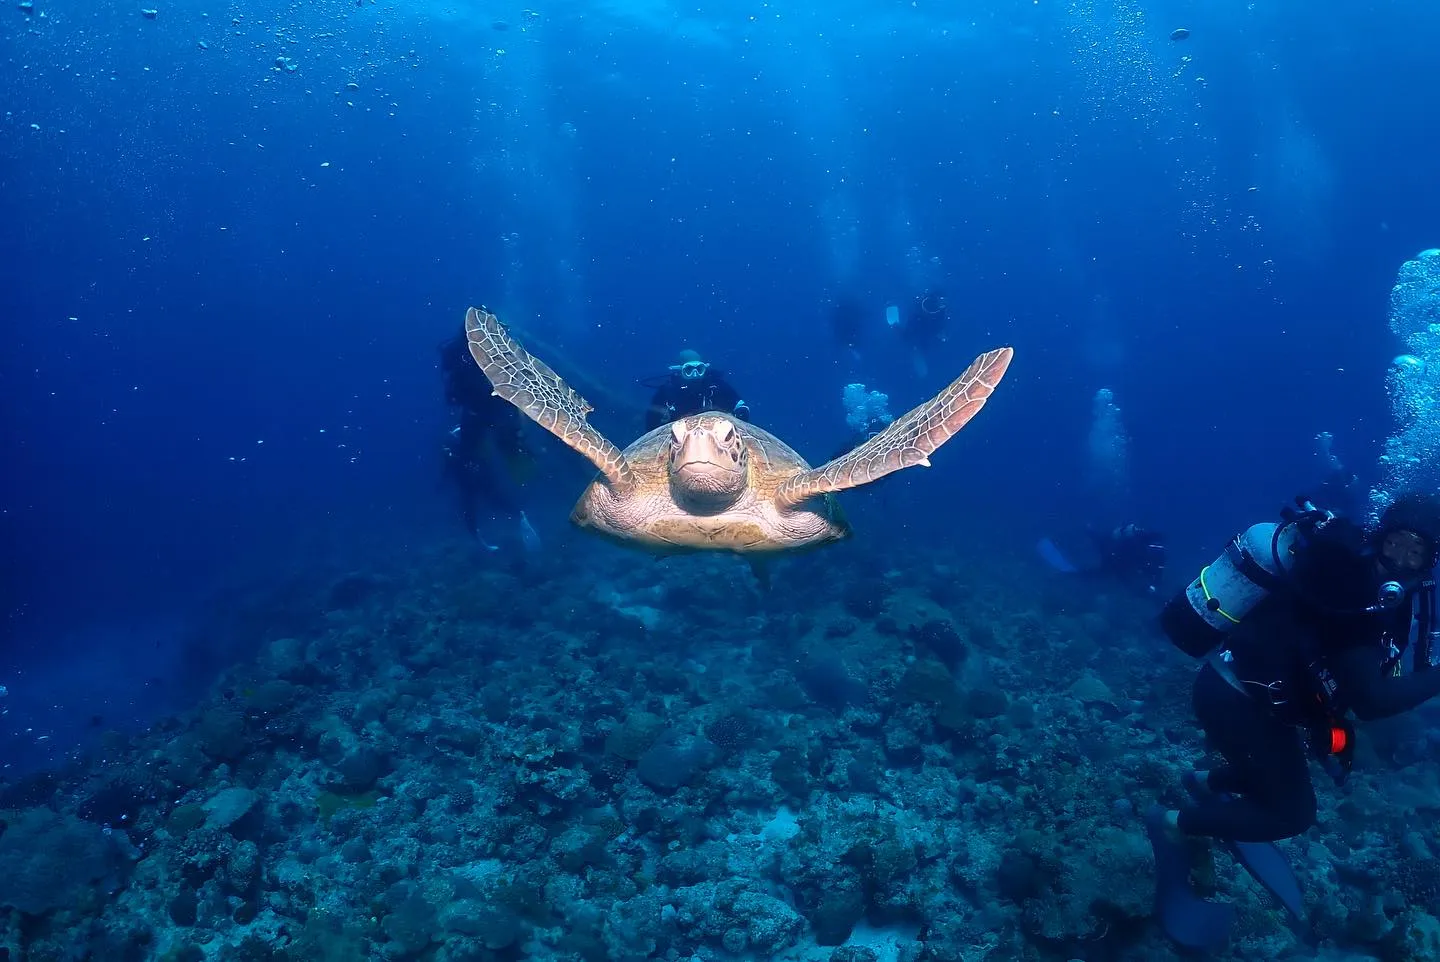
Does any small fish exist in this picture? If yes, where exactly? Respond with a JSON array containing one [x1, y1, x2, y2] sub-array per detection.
[[1170, 27, 1191, 41]]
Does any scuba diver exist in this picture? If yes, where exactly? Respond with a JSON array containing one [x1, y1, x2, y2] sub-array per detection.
[[1147, 492, 1440, 951], [1313, 430, 1366, 520], [643, 349, 751, 432], [1035, 524, 1167, 595], [829, 294, 866, 360], [896, 289, 949, 378], [1089, 524, 1166, 593], [438, 330, 541, 552]]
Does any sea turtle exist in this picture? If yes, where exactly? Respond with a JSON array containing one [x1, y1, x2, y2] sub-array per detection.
[[463, 306, 1013, 556]]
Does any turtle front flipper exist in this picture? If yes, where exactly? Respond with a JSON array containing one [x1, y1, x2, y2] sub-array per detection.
[[775, 346, 1013, 507], [465, 306, 634, 493]]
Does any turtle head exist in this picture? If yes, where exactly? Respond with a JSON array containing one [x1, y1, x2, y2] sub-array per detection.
[[668, 414, 748, 510]]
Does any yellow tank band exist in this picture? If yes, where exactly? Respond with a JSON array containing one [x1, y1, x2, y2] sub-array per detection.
[[1199, 565, 1241, 623]]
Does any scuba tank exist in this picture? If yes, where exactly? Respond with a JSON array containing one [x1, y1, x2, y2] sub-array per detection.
[[1162, 496, 1414, 660], [1159, 507, 1312, 659]]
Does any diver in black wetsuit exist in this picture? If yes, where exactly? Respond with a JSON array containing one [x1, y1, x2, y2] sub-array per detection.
[[830, 294, 866, 356], [1036, 523, 1167, 595], [1086, 523, 1167, 594], [1312, 430, 1367, 520], [829, 412, 889, 461], [1145, 493, 1440, 948], [897, 289, 949, 375], [438, 331, 539, 550], [643, 350, 751, 431], [1163, 494, 1440, 842]]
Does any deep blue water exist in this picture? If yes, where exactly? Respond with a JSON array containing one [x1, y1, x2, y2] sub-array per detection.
[[3, 0, 1440, 767]]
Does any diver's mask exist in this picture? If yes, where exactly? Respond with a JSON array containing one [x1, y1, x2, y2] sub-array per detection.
[[1378, 529, 1436, 579], [671, 359, 710, 380], [1365, 529, 1437, 610]]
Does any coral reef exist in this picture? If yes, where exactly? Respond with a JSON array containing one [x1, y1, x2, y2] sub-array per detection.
[[1, 539, 1436, 962]]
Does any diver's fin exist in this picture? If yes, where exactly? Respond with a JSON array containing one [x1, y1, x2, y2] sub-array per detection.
[[746, 556, 773, 593], [518, 511, 543, 553], [911, 348, 929, 379], [1144, 806, 1236, 952], [1233, 841, 1305, 923], [1183, 772, 1306, 923], [1036, 537, 1079, 574]]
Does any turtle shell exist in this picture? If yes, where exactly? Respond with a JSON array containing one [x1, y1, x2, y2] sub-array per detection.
[[568, 413, 850, 554]]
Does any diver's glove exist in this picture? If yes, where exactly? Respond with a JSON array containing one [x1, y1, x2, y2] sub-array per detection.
[[733, 400, 751, 421], [519, 511, 542, 553]]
